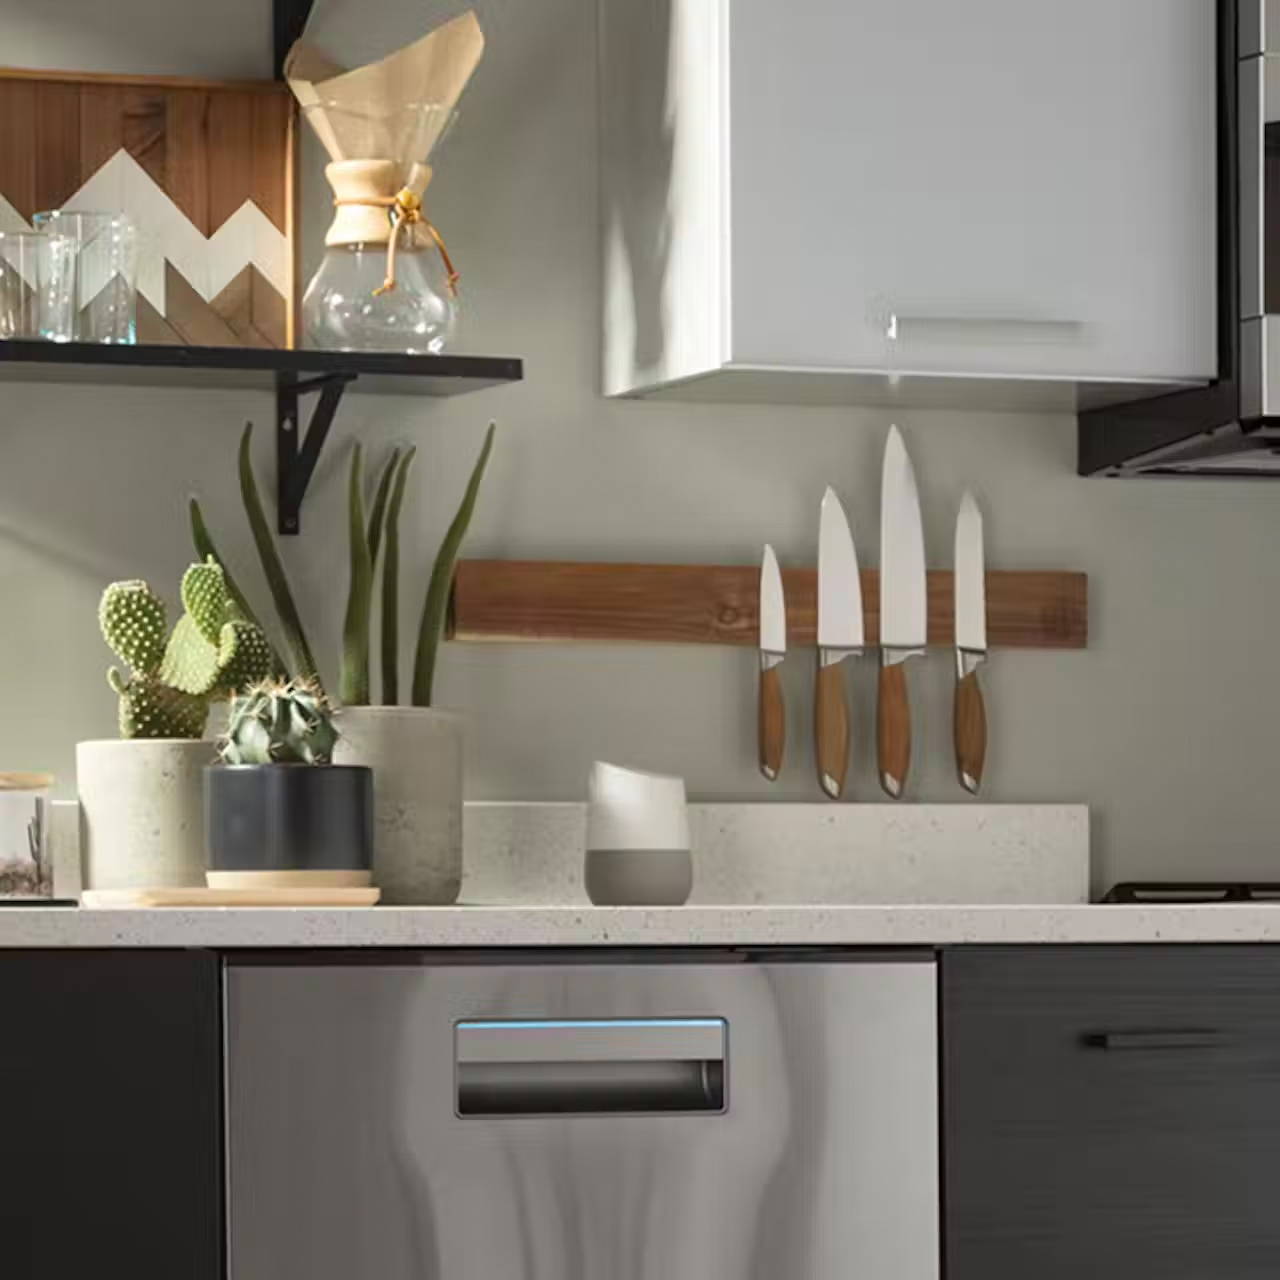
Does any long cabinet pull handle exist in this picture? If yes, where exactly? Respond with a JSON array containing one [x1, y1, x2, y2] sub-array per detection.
[[885, 313, 1086, 344], [1083, 1030, 1225, 1051]]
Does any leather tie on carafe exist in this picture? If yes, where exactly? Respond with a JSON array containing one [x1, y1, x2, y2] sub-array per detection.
[[331, 164, 459, 299]]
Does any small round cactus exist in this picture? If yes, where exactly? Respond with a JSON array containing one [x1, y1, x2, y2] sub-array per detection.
[[220, 677, 339, 765]]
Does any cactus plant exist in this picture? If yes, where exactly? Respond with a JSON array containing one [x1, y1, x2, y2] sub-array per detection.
[[158, 560, 274, 698], [100, 561, 274, 739], [220, 677, 339, 766], [99, 579, 168, 673]]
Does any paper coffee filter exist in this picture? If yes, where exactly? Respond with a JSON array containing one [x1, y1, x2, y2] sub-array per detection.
[[285, 9, 485, 170]]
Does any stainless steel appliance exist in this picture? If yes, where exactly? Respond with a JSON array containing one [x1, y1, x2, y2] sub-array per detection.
[[225, 952, 938, 1279], [1080, 0, 1280, 475]]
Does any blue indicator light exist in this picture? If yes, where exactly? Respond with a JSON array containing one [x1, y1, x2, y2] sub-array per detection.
[[457, 1018, 724, 1031]]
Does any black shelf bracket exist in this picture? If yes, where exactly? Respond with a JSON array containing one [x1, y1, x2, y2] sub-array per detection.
[[274, 0, 315, 78], [276, 371, 356, 535]]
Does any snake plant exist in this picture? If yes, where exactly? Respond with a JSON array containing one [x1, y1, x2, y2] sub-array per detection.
[[192, 421, 495, 708]]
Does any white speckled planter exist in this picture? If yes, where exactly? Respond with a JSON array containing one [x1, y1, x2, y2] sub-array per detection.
[[76, 739, 210, 890], [333, 707, 462, 905]]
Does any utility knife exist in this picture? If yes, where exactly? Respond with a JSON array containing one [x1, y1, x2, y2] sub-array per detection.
[[953, 490, 988, 793], [877, 425, 927, 799], [758, 544, 786, 780], [815, 487, 864, 798]]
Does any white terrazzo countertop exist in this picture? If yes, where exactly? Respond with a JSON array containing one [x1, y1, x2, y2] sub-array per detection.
[[3, 903, 1280, 948]]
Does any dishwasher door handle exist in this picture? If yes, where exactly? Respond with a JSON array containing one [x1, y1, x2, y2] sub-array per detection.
[[455, 1018, 726, 1116]]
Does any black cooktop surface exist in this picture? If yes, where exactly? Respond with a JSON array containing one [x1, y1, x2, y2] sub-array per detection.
[[1103, 882, 1280, 904]]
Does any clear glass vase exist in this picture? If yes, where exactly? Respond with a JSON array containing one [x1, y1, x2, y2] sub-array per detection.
[[302, 238, 457, 354]]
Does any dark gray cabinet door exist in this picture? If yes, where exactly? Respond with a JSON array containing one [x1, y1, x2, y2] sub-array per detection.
[[0, 949, 222, 1279], [944, 946, 1280, 1280]]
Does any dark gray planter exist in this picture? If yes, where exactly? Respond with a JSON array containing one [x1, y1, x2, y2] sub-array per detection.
[[204, 764, 373, 875]]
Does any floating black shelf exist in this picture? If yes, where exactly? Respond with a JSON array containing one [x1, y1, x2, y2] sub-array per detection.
[[0, 340, 524, 533], [0, 340, 522, 395]]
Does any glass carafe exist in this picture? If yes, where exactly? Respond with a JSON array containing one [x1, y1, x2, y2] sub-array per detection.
[[300, 102, 458, 353]]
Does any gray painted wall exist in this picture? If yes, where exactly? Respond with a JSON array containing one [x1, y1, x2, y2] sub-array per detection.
[[3, 0, 1276, 893]]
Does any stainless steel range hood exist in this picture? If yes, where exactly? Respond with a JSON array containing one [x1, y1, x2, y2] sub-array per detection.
[[1079, 0, 1280, 475]]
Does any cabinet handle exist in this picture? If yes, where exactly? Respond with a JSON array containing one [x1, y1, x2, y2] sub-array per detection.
[[885, 313, 1086, 345], [1083, 1030, 1225, 1052]]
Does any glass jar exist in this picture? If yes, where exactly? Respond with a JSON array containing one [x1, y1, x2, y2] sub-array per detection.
[[32, 211, 138, 344], [0, 772, 53, 899], [0, 231, 76, 341]]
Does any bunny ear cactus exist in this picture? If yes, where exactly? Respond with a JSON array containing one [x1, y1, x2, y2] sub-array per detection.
[[181, 559, 231, 641], [108, 670, 210, 739], [100, 581, 209, 738], [159, 559, 273, 698], [99, 560, 275, 740], [100, 580, 168, 675]]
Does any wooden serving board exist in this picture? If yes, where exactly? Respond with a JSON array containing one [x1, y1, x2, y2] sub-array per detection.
[[450, 560, 1088, 650], [0, 67, 297, 346], [82, 887, 380, 908]]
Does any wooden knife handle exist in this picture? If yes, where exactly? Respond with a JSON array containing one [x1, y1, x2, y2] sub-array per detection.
[[814, 660, 850, 799], [954, 668, 987, 794], [758, 664, 785, 781], [877, 661, 912, 799]]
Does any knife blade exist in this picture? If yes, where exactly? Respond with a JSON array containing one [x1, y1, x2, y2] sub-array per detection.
[[953, 490, 988, 794], [758, 544, 786, 781], [815, 487, 863, 798], [877, 425, 927, 799]]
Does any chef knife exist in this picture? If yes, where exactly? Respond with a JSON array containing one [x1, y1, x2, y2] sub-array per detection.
[[758, 543, 786, 781], [815, 486, 864, 798], [877, 425, 927, 799], [953, 490, 988, 793]]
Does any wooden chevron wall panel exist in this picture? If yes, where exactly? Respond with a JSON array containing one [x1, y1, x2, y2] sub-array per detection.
[[0, 68, 296, 346]]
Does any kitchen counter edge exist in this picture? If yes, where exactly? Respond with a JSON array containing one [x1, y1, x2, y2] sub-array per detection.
[[0, 904, 1277, 948]]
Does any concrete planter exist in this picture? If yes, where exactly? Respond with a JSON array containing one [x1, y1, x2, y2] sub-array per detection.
[[76, 739, 211, 889], [333, 706, 462, 904]]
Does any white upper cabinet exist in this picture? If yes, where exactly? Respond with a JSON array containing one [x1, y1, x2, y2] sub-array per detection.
[[600, 0, 1217, 403]]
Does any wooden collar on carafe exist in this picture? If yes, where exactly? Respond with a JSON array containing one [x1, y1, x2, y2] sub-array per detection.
[[329, 160, 459, 298]]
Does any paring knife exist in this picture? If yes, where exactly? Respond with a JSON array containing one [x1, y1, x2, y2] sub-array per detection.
[[953, 490, 988, 793], [815, 487, 864, 799], [758, 544, 787, 781], [877, 425, 927, 799]]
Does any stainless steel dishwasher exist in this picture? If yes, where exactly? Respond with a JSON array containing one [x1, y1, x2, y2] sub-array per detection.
[[225, 952, 938, 1279]]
